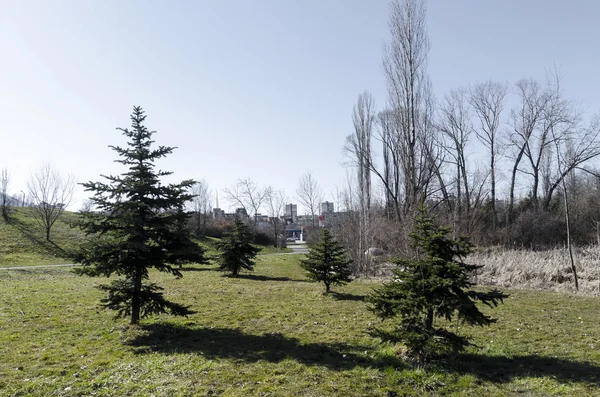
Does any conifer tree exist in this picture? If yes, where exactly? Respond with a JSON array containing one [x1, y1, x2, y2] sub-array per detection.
[[300, 228, 352, 293], [75, 106, 206, 325], [217, 218, 259, 276], [366, 206, 507, 362]]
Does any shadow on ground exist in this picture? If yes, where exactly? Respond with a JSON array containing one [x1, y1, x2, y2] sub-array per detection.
[[330, 291, 366, 301], [178, 266, 219, 272], [6, 217, 65, 256], [127, 323, 402, 371], [127, 323, 600, 386], [445, 353, 600, 386], [224, 274, 308, 282]]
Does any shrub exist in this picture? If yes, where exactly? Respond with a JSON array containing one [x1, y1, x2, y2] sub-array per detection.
[[366, 206, 507, 362], [300, 228, 352, 293]]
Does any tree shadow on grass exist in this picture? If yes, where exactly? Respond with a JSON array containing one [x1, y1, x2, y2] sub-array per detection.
[[126, 324, 600, 386], [178, 266, 219, 272], [329, 292, 366, 301], [126, 323, 403, 371], [6, 217, 65, 255], [444, 353, 600, 386], [224, 274, 309, 282]]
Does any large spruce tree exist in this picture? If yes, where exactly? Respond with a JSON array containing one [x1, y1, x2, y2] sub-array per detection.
[[217, 218, 259, 276], [366, 206, 507, 362], [75, 106, 206, 325], [300, 228, 352, 293]]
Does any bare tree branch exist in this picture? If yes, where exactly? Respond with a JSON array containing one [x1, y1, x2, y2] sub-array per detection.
[[469, 80, 507, 228], [265, 188, 287, 247], [381, 0, 437, 217], [223, 177, 268, 228], [189, 179, 212, 237]]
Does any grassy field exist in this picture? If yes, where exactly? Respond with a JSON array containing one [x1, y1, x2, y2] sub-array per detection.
[[1, 254, 600, 396], [0, 208, 290, 268]]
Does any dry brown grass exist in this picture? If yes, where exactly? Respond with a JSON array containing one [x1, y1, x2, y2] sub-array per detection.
[[470, 246, 600, 295]]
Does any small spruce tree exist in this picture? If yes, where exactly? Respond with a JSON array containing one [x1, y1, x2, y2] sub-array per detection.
[[217, 218, 259, 276], [300, 228, 352, 293], [74, 106, 206, 325], [366, 206, 507, 362]]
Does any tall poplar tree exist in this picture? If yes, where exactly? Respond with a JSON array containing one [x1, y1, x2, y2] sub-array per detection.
[[75, 106, 206, 325]]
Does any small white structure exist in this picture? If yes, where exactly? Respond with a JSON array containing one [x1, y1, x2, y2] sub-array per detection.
[[365, 247, 384, 257]]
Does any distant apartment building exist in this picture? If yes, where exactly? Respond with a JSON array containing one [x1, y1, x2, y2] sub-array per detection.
[[285, 203, 297, 223], [213, 207, 248, 220], [213, 207, 225, 219], [320, 201, 334, 214], [212, 201, 338, 233], [296, 214, 318, 226]]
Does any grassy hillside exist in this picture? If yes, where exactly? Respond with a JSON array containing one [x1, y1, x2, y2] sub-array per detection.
[[0, 208, 289, 268], [0, 208, 85, 267], [1, 255, 599, 396]]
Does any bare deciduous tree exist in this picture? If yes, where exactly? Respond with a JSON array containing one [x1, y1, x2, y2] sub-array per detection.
[[542, 114, 600, 208], [438, 88, 473, 220], [189, 179, 212, 237], [551, 121, 579, 290], [27, 163, 75, 241], [346, 91, 375, 214], [469, 80, 507, 229], [296, 170, 323, 227], [265, 187, 287, 248], [379, 0, 437, 217], [1, 169, 10, 220], [79, 199, 94, 213], [507, 78, 552, 222], [507, 73, 600, 224], [344, 91, 376, 270], [223, 178, 268, 228]]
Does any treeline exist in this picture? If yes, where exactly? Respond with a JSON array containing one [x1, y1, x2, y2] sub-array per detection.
[[338, 0, 600, 272]]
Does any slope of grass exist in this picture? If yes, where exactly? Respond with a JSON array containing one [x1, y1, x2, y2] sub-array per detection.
[[0, 209, 290, 268], [1, 255, 599, 396], [0, 207, 84, 267]]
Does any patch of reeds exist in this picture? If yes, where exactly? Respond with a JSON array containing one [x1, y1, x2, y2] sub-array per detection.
[[470, 246, 600, 295]]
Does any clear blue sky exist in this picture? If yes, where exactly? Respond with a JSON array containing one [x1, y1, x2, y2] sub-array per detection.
[[2, 0, 599, 212]]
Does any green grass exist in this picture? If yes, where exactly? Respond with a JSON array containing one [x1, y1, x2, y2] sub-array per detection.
[[0, 208, 84, 267], [1, 255, 600, 396], [0, 209, 290, 268], [198, 235, 292, 258], [256, 244, 293, 255]]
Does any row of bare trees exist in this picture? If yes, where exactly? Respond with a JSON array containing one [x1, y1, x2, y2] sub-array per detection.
[[337, 0, 600, 276], [3, 160, 327, 248], [190, 172, 324, 248]]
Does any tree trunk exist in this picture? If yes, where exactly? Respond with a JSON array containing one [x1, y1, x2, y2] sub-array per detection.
[[131, 268, 142, 325], [532, 174, 539, 209], [562, 177, 579, 291], [508, 149, 526, 224], [325, 282, 330, 294], [490, 146, 496, 230], [425, 308, 434, 331], [456, 162, 462, 217]]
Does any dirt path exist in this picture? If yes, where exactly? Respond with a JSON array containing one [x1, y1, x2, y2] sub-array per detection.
[[0, 263, 78, 271]]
